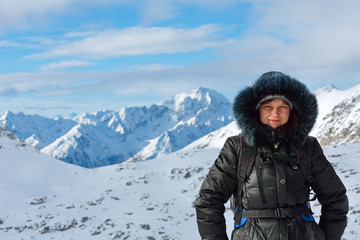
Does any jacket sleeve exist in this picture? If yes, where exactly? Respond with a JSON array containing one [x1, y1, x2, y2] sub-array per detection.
[[194, 136, 239, 240], [309, 137, 349, 240]]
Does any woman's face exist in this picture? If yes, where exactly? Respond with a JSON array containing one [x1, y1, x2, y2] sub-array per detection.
[[259, 99, 290, 129]]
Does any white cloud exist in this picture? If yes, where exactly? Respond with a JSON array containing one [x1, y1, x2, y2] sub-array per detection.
[[0, 58, 359, 117], [0, 40, 20, 48], [119, 64, 182, 72], [0, 0, 245, 32], [0, 0, 133, 32], [138, 0, 251, 23], [40, 60, 95, 71], [26, 25, 231, 59], [209, 0, 360, 85], [139, 0, 179, 25], [176, 0, 249, 8], [0, 0, 69, 31], [64, 31, 98, 38], [0, 87, 17, 97]]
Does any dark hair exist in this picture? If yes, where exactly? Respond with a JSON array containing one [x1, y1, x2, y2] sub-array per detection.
[[287, 110, 299, 130]]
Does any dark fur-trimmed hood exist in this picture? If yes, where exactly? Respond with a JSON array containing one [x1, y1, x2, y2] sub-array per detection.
[[233, 72, 318, 149]]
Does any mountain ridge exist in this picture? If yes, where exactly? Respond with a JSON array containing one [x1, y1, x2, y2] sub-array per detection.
[[0, 87, 233, 168]]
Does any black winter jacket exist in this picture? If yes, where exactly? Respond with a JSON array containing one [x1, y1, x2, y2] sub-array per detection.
[[195, 72, 348, 240]]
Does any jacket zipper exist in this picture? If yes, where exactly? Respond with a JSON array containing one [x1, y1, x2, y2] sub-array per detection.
[[271, 129, 280, 149]]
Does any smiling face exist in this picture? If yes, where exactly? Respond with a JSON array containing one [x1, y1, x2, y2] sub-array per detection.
[[259, 99, 291, 129]]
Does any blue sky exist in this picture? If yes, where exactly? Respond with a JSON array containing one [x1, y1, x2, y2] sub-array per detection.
[[1, 0, 360, 117]]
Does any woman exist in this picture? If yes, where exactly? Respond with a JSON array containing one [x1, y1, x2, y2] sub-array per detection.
[[195, 72, 348, 240]]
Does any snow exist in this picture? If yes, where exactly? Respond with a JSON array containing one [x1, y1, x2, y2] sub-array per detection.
[[183, 121, 240, 150], [313, 84, 360, 125], [0, 111, 77, 149], [0, 125, 359, 240], [311, 84, 360, 145], [0, 127, 213, 239]]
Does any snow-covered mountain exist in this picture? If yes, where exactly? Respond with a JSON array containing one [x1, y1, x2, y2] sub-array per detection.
[[0, 111, 77, 148], [312, 84, 360, 145], [0, 87, 233, 168], [0, 124, 359, 240]]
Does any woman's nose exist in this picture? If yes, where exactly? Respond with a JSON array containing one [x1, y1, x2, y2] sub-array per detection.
[[272, 109, 280, 116]]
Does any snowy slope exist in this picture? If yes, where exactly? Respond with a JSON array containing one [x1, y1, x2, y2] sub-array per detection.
[[313, 84, 358, 122], [183, 121, 239, 150], [312, 84, 360, 145], [1, 87, 233, 168], [0, 126, 216, 239], [1, 126, 359, 240]]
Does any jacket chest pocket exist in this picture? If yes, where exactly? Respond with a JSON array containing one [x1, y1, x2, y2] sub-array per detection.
[[284, 163, 309, 204], [244, 159, 309, 208]]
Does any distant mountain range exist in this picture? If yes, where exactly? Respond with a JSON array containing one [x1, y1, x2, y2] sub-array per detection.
[[0, 87, 233, 168], [1, 84, 359, 168]]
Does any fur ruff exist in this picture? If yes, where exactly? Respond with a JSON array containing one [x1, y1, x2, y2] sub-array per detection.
[[232, 72, 318, 149]]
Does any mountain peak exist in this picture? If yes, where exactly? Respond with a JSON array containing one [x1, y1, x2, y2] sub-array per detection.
[[162, 87, 230, 112], [314, 84, 338, 94]]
